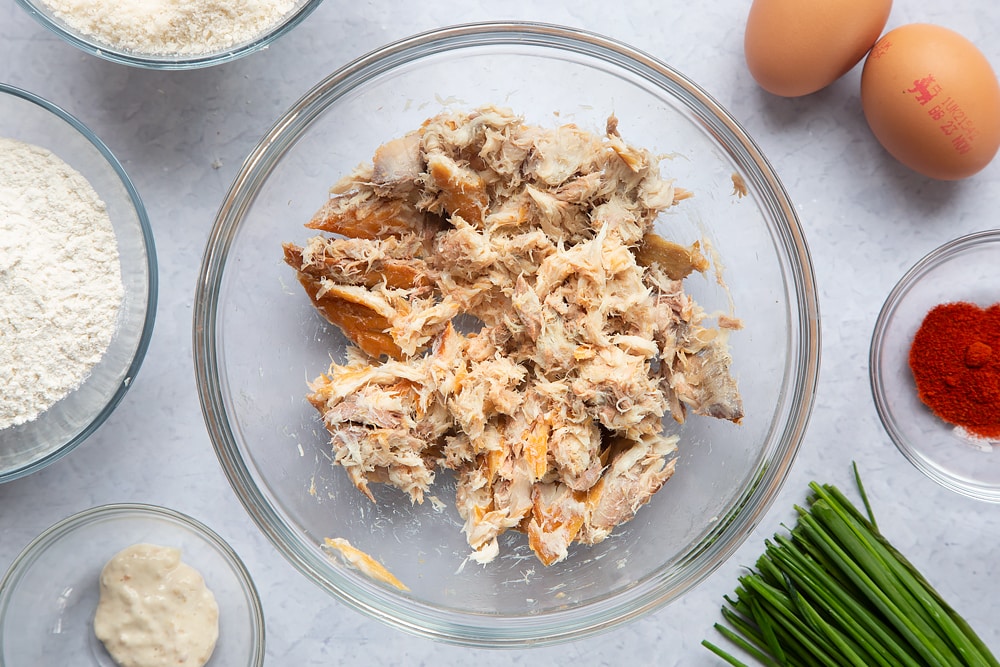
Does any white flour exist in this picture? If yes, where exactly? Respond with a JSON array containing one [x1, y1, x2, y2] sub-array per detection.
[[0, 137, 124, 430], [40, 0, 298, 56]]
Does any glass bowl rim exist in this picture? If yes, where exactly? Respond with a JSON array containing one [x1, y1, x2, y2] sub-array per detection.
[[0, 502, 266, 666], [0, 82, 158, 484], [193, 20, 821, 646], [869, 228, 1000, 502], [13, 0, 325, 70]]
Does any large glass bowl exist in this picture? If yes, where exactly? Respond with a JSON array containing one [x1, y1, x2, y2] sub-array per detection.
[[0, 84, 157, 483], [194, 22, 820, 646], [14, 0, 324, 69]]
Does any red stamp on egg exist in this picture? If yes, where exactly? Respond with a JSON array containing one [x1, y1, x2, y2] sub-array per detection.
[[906, 75, 941, 106]]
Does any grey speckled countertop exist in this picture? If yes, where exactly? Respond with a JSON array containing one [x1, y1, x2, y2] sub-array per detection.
[[2, 1, 999, 664]]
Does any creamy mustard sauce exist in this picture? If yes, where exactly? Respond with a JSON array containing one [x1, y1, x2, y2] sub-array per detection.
[[93, 543, 220, 667]]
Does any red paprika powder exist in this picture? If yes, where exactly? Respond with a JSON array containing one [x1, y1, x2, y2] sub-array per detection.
[[908, 301, 1000, 440]]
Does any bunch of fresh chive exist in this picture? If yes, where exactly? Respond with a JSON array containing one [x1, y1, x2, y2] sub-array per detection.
[[704, 466, 997, 667]]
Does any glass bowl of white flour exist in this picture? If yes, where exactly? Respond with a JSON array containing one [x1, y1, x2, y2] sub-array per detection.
[[14, 0, 324, 69], [0, 84, 157, 483]]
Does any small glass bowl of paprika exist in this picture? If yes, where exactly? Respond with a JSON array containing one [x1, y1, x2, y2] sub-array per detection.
[[870, 229, 1000, 502]]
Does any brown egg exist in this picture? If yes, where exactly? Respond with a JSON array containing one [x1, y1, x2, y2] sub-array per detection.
[[744, 0, 892, 97], [861, 24, 1000, 180]]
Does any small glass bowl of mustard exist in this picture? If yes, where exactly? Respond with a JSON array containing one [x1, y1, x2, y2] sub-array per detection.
[[870, 229, 1000, 502], [0, 503, 264, 666]]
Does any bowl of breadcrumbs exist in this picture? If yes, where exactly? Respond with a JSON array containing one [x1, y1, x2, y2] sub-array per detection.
[[14, 0, 324, 68]]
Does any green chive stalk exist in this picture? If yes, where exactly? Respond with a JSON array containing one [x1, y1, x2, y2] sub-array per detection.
[[703, 465, 997, 666]]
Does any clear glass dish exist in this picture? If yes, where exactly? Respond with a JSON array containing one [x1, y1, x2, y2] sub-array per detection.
[[0, 84, 157, 483], [870, 229, 1000, 502], [194, 22, 820, 646], [13, 0, 324, 69], [0, 503, 265, 666]]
